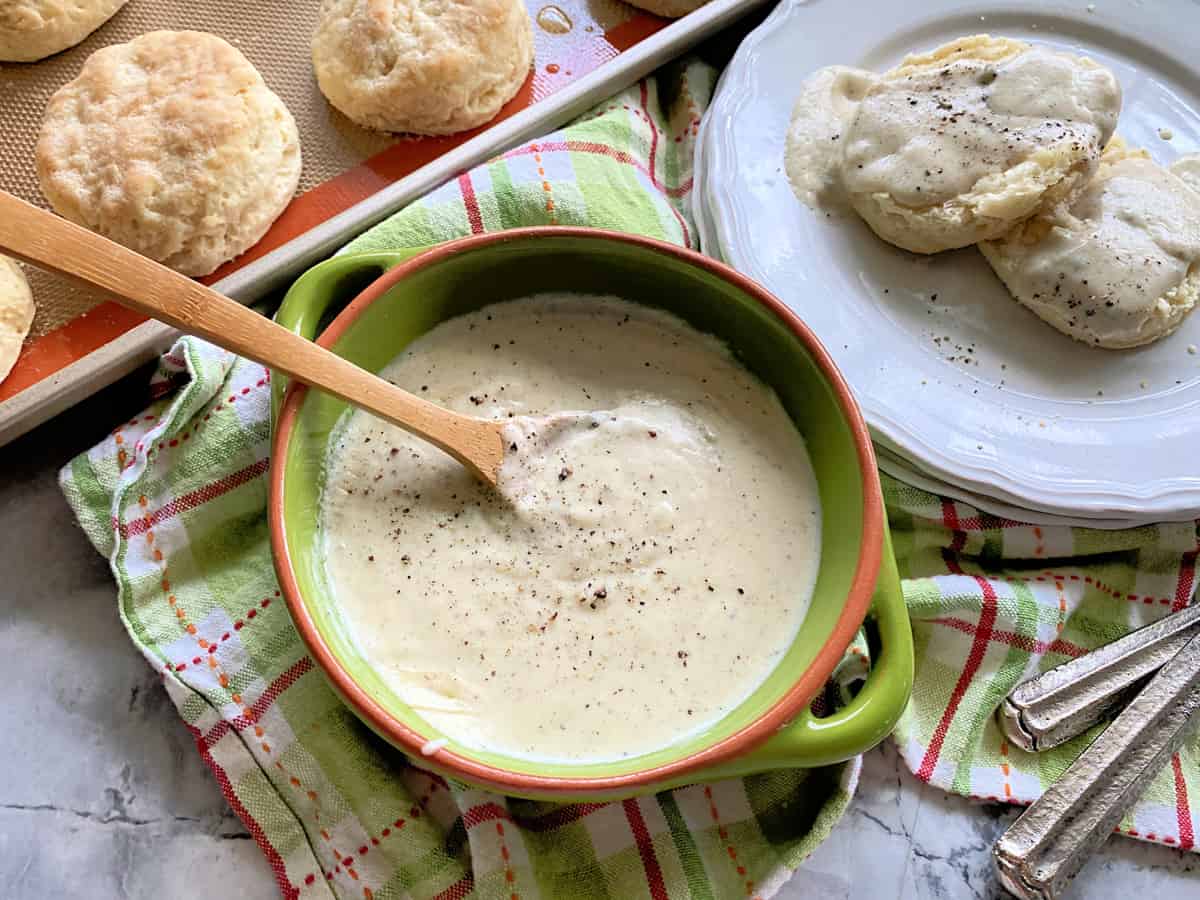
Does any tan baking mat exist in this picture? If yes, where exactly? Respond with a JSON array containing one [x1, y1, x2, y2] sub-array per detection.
[[0, 0, 635, 339]]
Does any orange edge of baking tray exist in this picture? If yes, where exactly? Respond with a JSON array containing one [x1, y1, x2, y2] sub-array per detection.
[[0, 14, 666, 404]]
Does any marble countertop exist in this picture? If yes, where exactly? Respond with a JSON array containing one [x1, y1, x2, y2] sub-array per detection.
[[2, 372, 1196, 899]]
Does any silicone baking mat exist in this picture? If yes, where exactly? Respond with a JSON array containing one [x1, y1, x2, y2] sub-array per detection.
[[0, 0, 666, 406]]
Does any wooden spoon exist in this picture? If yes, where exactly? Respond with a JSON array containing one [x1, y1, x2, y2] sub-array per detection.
[[0, 190, 507, 485]]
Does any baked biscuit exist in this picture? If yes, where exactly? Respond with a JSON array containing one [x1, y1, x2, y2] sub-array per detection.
[[312, 0, 533, 135], [0, 257, 34, 385], [37, 31, 301, 277], [0, 0, 127, 62]]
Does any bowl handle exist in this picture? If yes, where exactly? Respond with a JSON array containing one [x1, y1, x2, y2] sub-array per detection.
[[680, 529, 913, 785], [270, 249, 431, 423]]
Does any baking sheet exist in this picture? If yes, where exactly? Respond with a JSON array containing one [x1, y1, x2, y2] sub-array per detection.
[[3, 0, 382, 339], [1, 0, 769, 446]]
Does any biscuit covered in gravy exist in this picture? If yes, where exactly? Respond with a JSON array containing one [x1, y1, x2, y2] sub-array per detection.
[[980, 138, 1200, 348], [785, 65, 878, 210], [844, 36, 1120, 253]]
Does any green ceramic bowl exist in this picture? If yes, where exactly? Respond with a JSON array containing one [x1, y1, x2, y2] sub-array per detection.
[[269, 228, 912, 801]]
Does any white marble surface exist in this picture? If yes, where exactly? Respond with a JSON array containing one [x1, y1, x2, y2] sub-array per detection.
[[2, 374, 1197, 899]]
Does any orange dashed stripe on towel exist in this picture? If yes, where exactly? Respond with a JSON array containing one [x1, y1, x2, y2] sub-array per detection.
[[532, 145, 559, 225], [138, 488, 275, 757], [703, 787, 759, 899], [1000, 741, 1013, 800]]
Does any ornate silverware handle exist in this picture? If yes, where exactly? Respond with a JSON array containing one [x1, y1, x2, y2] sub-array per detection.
[[1000, 604, 1200, 752], [993, 630, 1200, 900]]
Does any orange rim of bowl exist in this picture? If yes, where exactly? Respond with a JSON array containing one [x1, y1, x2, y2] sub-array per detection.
[[269, 227, 883, 795]]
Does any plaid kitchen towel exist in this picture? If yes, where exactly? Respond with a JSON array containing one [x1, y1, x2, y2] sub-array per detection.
[[59, 53, 1200, 900], [59, 58, 867, 900], [886, 482, 1200, 850]]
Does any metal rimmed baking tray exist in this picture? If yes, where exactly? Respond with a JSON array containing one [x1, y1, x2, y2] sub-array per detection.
[[0, 0, 771, 446]]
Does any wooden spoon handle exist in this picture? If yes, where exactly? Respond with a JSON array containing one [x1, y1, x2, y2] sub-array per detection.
[[0, 191, 504, 482]]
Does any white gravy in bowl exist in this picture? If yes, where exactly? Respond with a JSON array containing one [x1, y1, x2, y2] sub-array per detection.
[[320, 294, 822, 763]]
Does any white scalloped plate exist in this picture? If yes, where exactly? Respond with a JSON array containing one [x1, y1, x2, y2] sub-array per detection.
[[702, 0, 1200, 521], [697, 137, 1149, 528], [698, 133, 1153, 527], [871, 447, 1146, 529]]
